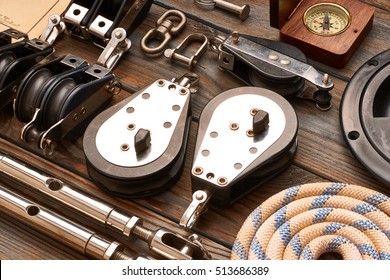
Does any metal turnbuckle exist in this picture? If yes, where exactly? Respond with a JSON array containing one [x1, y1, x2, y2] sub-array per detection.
[[164, 33, 209, 70], [0, 185, 150, 260], [140, 10, 186, 56], [0, 153, 211, 260]]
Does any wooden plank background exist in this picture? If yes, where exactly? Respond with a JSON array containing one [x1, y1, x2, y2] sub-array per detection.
[[0, 0, 389, 259]]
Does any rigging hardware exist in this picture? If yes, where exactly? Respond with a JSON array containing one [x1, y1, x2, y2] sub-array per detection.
[[180, 86, 298, 230], [0, 153, 211, 260], [211, 31, 334, 110]]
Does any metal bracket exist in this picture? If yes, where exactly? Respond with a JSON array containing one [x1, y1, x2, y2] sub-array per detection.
[[0, 29, 28, 45], [97, 28, 131, 70], [39, 15, 66, 45], [164, 33, 209, 69], [180, 190, 211, 230]]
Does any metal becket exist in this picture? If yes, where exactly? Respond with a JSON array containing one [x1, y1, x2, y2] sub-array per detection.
[[164, 33, 209, 70], [96, 28, 131, 70], [141, 10, 187, 56], [180, 190, 211, 230], [39, 15, 66, 45]]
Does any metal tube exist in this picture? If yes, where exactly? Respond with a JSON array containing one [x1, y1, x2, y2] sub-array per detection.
[[0, 185, 136, 259], [0, 153, 131, 232]]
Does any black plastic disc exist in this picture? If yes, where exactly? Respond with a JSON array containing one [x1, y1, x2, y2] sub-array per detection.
[[340, 49, 390, 186]]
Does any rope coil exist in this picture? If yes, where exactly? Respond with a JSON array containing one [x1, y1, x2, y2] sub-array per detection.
[[231, 182, 390, 260]]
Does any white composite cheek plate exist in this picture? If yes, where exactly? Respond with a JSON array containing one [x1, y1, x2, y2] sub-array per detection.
[[192, 94, 286, 185], [95, 81, 189, 167]]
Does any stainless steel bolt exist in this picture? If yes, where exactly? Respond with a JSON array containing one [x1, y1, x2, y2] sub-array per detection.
[[213, 0, 250, 21]]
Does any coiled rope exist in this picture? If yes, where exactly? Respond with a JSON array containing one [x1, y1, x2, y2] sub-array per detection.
[[231, 182, 390, 260]]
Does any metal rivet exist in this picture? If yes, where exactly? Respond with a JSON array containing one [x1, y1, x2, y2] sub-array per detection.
[[179, 88, 188, 95], [280, 59, 291, 65], [193, 167, 203, 175], [121, 144, 130, 151], [217, 177, 228, 186], [195, 192, 204, 200], [246, 129, 254, 137], [269, 54, 279, 61], [250, 108, 258, 116], [230, 122, 239, 130]]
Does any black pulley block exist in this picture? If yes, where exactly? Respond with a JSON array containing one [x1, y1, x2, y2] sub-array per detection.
[[15, 55, 88, 124], [0, 37, 53, 110], [14, 54, 115, 149], [214, 32, 334, 110], [83, 74, 198, 198], [340, 49, 390, 186], [191, 87, 298, 208]]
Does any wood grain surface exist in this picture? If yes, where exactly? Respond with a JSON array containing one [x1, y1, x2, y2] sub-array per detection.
[[0, 0, 389, 260]]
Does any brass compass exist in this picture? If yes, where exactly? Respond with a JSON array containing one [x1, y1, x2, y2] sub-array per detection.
[[303, 3, 351, 36]]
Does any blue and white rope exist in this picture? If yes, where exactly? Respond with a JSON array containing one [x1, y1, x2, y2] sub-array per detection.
[[231, 182, 390, 260]]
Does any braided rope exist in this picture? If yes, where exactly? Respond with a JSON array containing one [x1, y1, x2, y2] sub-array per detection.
[[231, 182, 390, 260]]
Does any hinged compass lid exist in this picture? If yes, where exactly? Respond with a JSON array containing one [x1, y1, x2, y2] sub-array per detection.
[[269, 0, 302, 29]]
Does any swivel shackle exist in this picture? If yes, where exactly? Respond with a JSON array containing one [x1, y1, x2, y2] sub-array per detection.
[[141, 10, 186, 56]]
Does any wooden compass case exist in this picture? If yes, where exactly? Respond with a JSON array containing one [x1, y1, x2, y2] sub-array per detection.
[[270, 0, 375, 68]]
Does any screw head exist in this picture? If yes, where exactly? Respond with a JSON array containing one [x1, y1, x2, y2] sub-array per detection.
[[239, 4, 250, 21]]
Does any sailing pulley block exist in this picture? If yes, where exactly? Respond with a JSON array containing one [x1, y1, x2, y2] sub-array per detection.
[[83, 73, 199, 198]]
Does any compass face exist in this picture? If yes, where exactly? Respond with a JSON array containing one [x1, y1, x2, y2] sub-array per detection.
[[303, 3, 351, 36]]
